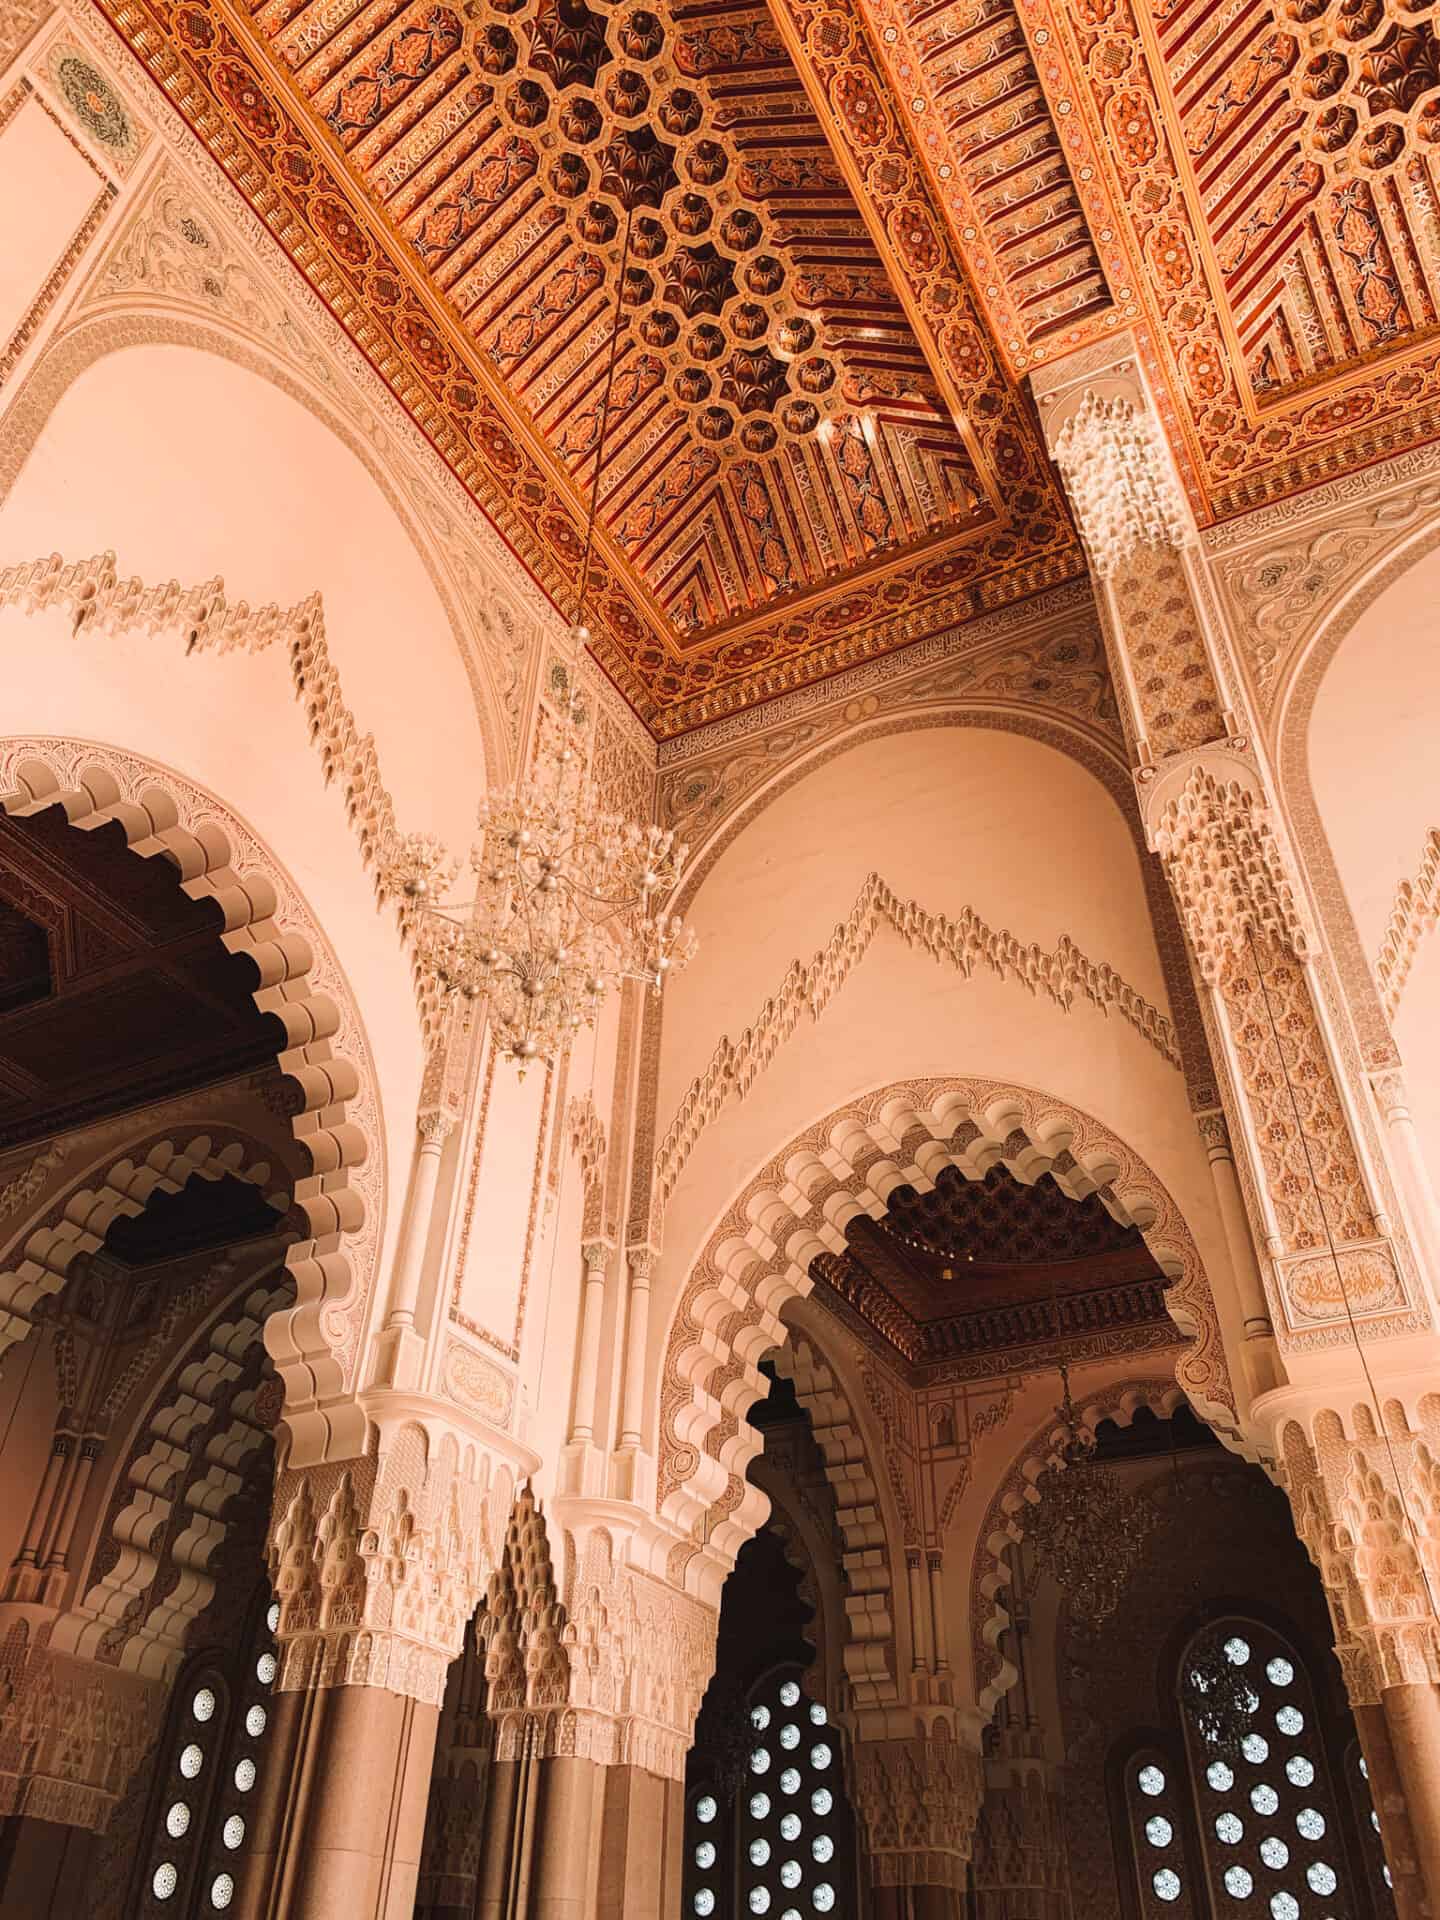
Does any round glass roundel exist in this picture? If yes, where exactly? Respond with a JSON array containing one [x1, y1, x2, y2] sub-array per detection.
[[153, 1863, 179, 1900], [1138, 1765, 1166, 1797], [809, 1702, 826, 1725], [245, 1705, 267, 1738], [1242, 1735, 1269, 1765], [210, 1876, 235, 1911], [780, 1862, 802, 1890], [1270, 1896, 1299, 1920], [1224, 1637, 1251, 1666], [780, 1813, 801, 1842], [811, 1788, 832, 1817], [223, 1815, 246, 1851], [1371, 1810, 1381, 1834], [1307, 1864, 1337, 1897], [1251, 1785, 1279, 1816], [1266, 1657, 1294, 1688], [812, 1835, 835, 1864], [234, 1758, 257, 1792], [750, 1793, 771, 1820], [1275, 1707, 1304, 1737], [1260, 1838, 1289, 1870], [192, 1687, 217, 1723], [1284, 1756, 1314, 1788], [1295, 1809, 1325, 1841], [780, 1724, 801, 1750], [1147, 1817, 1173, 1848], [1208, 1761, 1235, 1792], [809, 1744, 832, 1771], [1225, 1868, 1253, 1899], [1153, 1870, 1182, 1902], [180, 1744, 204, 1780], [694, 1893, 716, 1918], [782, 1912, 801, 1920], [695, 1842, 716, 1870], [752, 1705, 771, 1732], [697, 1795, 718, 1824], [256, 1652, 278, 1686], [780, 1681, 801, 1708], [165, 1801, 191, 1839], [750, 1749, 771, 1775], [812, 1887, 836, 1914], [1215, 1813, 1244, 1845], [749, 1890, 771, 1915], [749, 1840, 771, 1868], [780, 1768, 801, 1795], [267, 1600, 281, 1632]]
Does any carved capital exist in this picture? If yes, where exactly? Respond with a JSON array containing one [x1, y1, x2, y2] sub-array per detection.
[[267, 1427, 516, 1707], [1197, 1110, 1231, 1156], [417, 1107, 457, 1148], [627, 1246, 655, 1287], [851, 1732, 984, 1888], [582, 1241, 610, 1273]]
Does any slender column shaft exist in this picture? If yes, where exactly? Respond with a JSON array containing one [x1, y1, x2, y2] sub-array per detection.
[[569, 1245, 609, 1444], [1199, 1115, 1272, 1338], [907, 1550, 928, 1672], [386, 1113, 453, 1331], [618, 1250, 652, 1450], [927, 1552, 950, 1673], [12, 1437, 67, 1568], [43, 1434, 101, 1571]]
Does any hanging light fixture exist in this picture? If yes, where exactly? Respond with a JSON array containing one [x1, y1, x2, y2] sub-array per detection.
[[1025, 1269, 1154, 1625], [381, 124, 696, 1070]]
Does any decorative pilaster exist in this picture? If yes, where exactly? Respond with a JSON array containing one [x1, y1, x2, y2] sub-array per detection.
[[1032, 338, 1434, 1364], [373, 1107, 458, 1391]]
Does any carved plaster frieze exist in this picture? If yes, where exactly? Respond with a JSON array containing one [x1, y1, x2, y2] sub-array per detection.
[[655, 873, 1181, 1215], [851, 1730, 985, 1886], [0, 1628, 162, 1831]]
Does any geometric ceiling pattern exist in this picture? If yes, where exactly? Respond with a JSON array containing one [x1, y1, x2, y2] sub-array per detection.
[[99, 0, 1440, 733], [811, 1163, 1172, 1371]]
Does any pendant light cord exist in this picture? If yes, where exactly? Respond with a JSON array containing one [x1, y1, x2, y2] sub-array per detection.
[[1245, 926, 1440, 1629]]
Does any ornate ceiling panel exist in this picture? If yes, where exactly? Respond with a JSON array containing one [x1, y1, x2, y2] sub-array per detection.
[[1006, 0, 1440, 516], [94, 0, 1080, 735], [812, 1164, 1173, 1371]]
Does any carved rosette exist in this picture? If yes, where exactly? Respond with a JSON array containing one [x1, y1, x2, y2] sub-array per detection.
[[850, 1731, 985, 1889], [267, 1423, 514, 1708], [1280, 1408, 1440, 1704]]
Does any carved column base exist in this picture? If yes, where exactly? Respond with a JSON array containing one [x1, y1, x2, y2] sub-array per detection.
[[236, 1683, 439, 1920]]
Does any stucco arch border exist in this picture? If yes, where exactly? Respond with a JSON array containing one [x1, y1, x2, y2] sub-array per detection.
[[0, 735, 385, 1460], [1271, 516, 1440, 1070], [0, 305, 513, 785], [0, 1121, 294, 1367], [656, 1077, 1234, 1597], [970, 1375, 1186, 1716]]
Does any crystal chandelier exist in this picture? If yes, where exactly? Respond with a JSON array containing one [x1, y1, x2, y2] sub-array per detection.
[[1025, 1351, 1153, 1627], [383, 707, 694, 1067], [1179, 1630, 1258, 1764], [381, 164, 698, 1069]]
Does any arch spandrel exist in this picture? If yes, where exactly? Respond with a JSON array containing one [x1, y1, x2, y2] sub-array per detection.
[[0, 737, 386, 1461]]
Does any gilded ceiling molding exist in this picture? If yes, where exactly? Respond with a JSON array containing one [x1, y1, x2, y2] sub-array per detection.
[[657, 1079, 1232, 1597], [0, 737, 385, 1450], [968, 1376, 1186, 1718], [1376, 831, 1440, 1021], [0, 1126, 288, 1371], [656, 871, 1181, 1215]]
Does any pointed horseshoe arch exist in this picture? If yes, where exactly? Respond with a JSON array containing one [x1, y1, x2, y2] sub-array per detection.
[[0, 736, 386, 1457], [656, 1077, 1234, 1592]]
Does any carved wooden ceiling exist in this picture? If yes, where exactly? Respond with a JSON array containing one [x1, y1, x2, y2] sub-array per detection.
[[97, 0, 1440, 732], [0, 806, 285, 1151], [811, 1163, 1173, 1374]]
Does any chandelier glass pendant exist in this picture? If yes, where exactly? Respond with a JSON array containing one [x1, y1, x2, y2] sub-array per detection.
[[382, 155, 697, 1069]]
